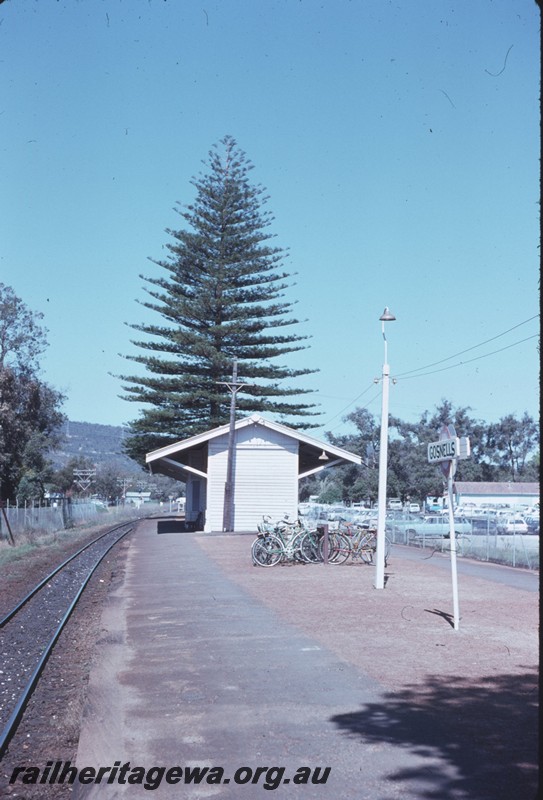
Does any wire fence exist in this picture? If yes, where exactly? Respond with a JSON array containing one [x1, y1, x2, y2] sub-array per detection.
[[386, 524, 539, 570], [2, 500, 539, 571], [301, 506, 540, 571], [0, 500, 167, 543]]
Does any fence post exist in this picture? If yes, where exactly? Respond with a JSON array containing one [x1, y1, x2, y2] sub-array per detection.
[[0, 504, 16, 546], [62, 497, 73, 529]]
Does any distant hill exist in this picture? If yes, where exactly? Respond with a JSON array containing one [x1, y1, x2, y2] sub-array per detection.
[[51, 420, 145, 475]]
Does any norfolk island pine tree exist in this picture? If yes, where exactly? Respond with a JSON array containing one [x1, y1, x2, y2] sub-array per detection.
[[119, 136, 320, 464]]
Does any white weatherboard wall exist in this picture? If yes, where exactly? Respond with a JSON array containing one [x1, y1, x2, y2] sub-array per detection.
[[184, 448, 207, 524], [207, 422, 298, 531]]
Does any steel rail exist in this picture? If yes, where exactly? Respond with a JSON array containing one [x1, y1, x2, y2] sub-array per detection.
[[0, 520, 140, 628], [0, 525, 134, 760]]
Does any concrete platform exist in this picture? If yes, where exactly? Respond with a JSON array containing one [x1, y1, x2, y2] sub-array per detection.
[[74, 519, 538, 799]]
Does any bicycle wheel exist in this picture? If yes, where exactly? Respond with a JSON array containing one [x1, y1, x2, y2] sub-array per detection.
[[357, 540, 374, 564], [299, 530, 322, 563], [321, 532, 350, 564], [333, 532, 352, 564], [252, 534, 283, 567], [362, 534, 391, 565], [293, 531, 309, 562]]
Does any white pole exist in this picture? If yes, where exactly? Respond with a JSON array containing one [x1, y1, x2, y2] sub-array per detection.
[[447, 467, 460, 630], [223, 357, 238, 532], [374, 356, 390, 590]]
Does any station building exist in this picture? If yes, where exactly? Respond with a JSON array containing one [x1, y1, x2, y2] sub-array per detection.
[[453, 481, 539, 509], [146, 414, 361, 532]]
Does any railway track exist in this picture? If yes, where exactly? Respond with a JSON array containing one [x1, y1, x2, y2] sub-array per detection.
[[0, 521, 136, 759]]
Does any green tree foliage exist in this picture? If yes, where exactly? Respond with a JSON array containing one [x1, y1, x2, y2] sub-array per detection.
[[14, 432, 55, 503], [49, 456, 97, 497], [0, 284, 65, 502], [120, 136, 318, 463], [388, 400, 493, 499], [48, 455, 178, 505], [327, 408, 380, 504], [0, 283, 48, 372], [93, 464, 127, 504], [300, 472, 344, 505], [325, 400, 539, 504], [485, 413, 540, 481]]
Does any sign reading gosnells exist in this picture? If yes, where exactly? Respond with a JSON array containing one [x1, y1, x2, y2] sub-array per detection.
[[427, 437, 459, 463]]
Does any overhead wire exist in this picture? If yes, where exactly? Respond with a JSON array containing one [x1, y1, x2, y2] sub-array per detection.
[[394, 314, 539, 379], [316, 314, 539, 430], [395, 334, 539, 381], [313, 382, 377, 430]]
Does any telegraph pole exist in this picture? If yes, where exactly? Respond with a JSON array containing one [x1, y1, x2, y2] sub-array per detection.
[[73, 468, 96, 494], [217, 358, 246, 531]]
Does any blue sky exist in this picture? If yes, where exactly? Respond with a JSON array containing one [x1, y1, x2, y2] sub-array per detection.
[[0, 0, 540, 438]]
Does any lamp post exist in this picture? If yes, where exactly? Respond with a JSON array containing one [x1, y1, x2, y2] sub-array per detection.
[[374, 307, 396, 589]]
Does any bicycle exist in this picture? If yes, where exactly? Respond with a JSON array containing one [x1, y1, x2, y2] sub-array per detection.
[[338, 521, 392, 565], [298, 526, 350, 564], [251, 515, 355, 567], [252, 515, 308, 567], [251, 530, 284, 567]]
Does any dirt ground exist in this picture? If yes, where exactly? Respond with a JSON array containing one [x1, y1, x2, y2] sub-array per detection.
[[195, 534, 540, 798], [194, 534, 538, 691], [0, 527, 538, 799]]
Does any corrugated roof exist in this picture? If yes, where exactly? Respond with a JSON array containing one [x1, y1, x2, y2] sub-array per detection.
[[454, 481, 539, 496]]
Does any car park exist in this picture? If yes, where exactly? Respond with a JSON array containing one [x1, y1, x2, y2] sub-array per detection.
[[404, 515, 472, 539], [385, 514, 467, 544], [469, 512, 498, 534], [524, 513, 540, 534], [325, 506, 349, 521], [497, 516, 529, 534]]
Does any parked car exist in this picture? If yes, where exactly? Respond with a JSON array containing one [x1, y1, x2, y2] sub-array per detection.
[[408, 503, 421, 513], [470, 512, 498, 534], [524, 513, 540, 534], [388, 498, 403, 511], [404, 515, 472, 541], [497, 516, 529, 534], [325, 506, 349, 521]]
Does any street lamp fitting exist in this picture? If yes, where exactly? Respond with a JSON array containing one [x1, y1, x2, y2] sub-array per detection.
[[379, 307, 396, 322]]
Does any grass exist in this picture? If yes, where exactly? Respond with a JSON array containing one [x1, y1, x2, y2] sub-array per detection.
[[0, 522, 113, 569]]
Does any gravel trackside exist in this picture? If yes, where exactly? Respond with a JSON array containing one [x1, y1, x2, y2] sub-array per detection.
[[0, 526, 538, 800]]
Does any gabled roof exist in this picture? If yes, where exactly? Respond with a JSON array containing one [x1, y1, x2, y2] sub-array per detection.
[[146, 414, 361, 481]]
